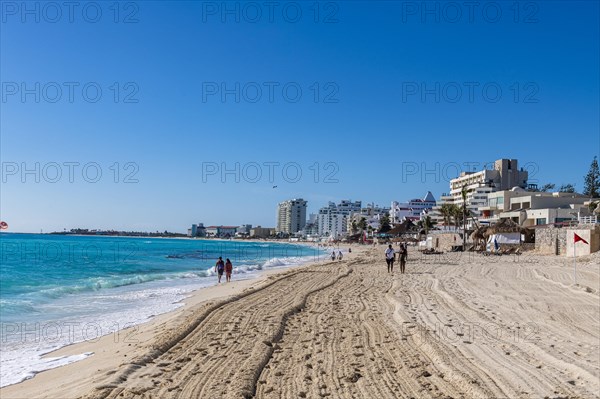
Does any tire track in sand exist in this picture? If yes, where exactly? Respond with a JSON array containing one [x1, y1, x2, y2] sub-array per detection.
[[82, 248, 599, 399], [83, 261, 352, 399], [255, 256, 463, 399]]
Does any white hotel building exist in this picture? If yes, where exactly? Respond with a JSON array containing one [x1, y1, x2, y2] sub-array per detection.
[[480, 189, 592, 227], [277, 198, 307, 234], [432, 159, 529, 229], [346, 203, 391, 232], [317, 200, 362, 238], [390, 191, 437, 223]]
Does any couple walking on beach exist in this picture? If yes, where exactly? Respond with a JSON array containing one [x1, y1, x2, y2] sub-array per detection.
[[331, 250, 343, 261], [385, 244, 407, 274], [215, 256, 233, 283]]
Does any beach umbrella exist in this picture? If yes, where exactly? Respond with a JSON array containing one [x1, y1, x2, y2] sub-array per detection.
[[0, 221, 8, 230]]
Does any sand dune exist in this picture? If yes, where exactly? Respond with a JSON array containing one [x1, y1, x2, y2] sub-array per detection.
[[75, 247, 599, 399]]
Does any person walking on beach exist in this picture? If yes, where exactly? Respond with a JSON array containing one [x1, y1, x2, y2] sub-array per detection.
[[385, 244, 395, 273], [225, 258, 233, 282], [331, 251, 336, 261], [398, 243, 408, 274], [337, 250, 343, 261], [215, 256, 225, 283]]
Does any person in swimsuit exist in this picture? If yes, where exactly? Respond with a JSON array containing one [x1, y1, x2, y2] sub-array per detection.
[[398, 244, 408, 274], [225, 258, 233, 282], [215, 256, 225, 283]]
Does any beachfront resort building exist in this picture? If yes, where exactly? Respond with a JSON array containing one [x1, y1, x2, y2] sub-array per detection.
[[359, 203, 391, 218], [276, 198, 308, 234], [390, 191, 437, 223], [432, 159, 529, 229], [236, 224, 253, 237], [346, 203, 391, 233], [480, 189, 593, 227], [205, 225, 238, 238], [317, 200, 362, 238], [187, 223, 206, 237], [250, 226, 276, 238], [299, 213, 319, 237]]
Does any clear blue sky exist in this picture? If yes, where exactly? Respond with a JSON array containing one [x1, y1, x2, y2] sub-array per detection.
[[1, 1, 599, 233]]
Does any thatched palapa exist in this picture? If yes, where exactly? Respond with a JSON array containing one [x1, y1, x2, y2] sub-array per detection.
[[484, 219, 527, 236], [471, 226, 489, 241], [484, 219, 534, 243], [387, 220, 416, 236]]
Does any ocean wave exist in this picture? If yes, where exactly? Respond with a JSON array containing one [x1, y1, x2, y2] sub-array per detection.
[[0, 299, 39, 315], [36, 275, 163, 298], [8, 253, 324, 313], [0, 350, 94, 388], [165, 250, 204, 259], [262, 255, 315, 268]]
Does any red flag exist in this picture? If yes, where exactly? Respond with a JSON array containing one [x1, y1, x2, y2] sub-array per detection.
[[574, 233, 589, 245]]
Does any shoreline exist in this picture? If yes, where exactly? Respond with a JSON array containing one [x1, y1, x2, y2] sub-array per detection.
[[0, 244, 336, 398]]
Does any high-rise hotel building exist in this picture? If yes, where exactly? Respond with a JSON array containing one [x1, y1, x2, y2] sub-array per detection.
[[277, 198, 307, 234]]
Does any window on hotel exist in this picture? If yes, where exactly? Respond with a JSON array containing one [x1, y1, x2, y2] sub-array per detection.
[[536, 218, 547, 225]]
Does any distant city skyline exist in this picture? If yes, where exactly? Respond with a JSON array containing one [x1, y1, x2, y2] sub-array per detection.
[[1, 156, 598, 234], [1, 155, 598, 234], [2, 2, 598, 233]]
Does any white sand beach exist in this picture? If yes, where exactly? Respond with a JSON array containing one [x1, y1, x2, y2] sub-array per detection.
[[2, 245, 599, 399]]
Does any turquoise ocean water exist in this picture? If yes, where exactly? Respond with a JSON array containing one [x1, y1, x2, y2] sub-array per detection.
[[0, 233, 324, 387]]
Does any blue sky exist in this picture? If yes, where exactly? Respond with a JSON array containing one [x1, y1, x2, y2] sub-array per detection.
[[1, 1, 599, 233]]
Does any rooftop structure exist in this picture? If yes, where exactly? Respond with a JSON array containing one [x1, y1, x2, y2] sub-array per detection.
[[390, 191, 436, 223]]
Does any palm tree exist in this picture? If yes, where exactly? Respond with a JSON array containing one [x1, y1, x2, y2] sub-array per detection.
[[461, 185, 469, 248], [417, 215, 436, 235], [379, 213, 391, 233], [351, 219, 358, 235], [439, 203, 454, 228], [358, 217, 367, 231], [423, 215, 435, 234], [451, 204, 462, 230]]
